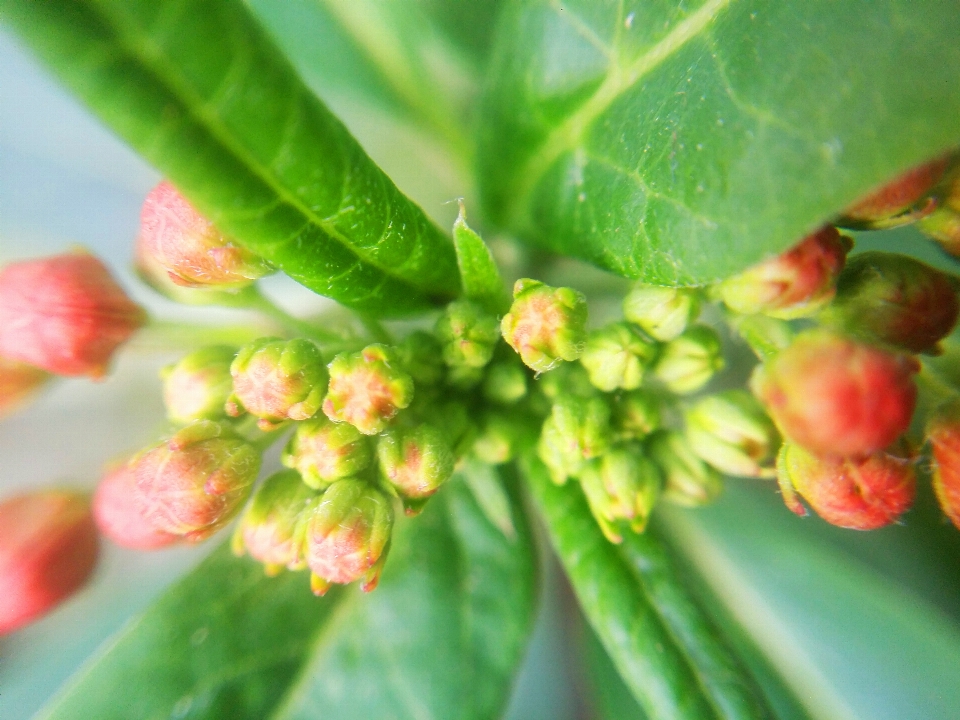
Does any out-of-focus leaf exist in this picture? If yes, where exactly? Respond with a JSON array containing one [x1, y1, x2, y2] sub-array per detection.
[[581, 621, 648, 720], [479, 0, 960, 285], [1, 0, 461, 316]]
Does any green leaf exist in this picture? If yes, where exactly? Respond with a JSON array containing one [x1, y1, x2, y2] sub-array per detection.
[[453, 202, 511, 314], [37, 480, 536, 720], [582, 622, 649, 719], [479, 0, 960, 286], [460, 457, 516, 539], [522, 453, 773, 720], [1, 0, 461, 316]]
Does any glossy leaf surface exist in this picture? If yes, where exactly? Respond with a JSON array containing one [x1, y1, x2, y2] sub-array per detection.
[[479, 0, 960, 285]]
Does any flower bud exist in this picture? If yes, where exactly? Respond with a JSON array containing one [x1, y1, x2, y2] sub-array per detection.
[[0, 491, 99, 634], [501, 279, 587, 372], [435, 300, 500, 369], [133, 421, 260, 541], [538, 361, 597, 400], [302, 478, 394, 594], [623, 285, 700, 341], [0, 356, 50, 418], [537, 396, 612, 484], [580, 322, 658, 392], [473, 411, 524, 465], [0, 252, 147, 378], [139, 181, 273, 288], [232, 470, 318, 575], [648, 431, 722, 507], [94, 462, 179, 550], [483, 358, 528, 405], [775, 442, 915, 529], [161, 345, 236, 424], [323, 344, 414, 435], [925, 399, 960, 530], [395, 331, 445, 386], [378, 424, 455, 510], [918, 206, 960, 257], [819, 251, 959, 354], [612, 390, 662, 440], [750, 330, 918, 457], [685, 390, 779, 478], [282, 416, 372, 490], [716, 226, 849, 319], [227, 337, 327, 429], [653, 325, 725, 394], [839, 156, 950, 228], [579, 447, 663, 542]]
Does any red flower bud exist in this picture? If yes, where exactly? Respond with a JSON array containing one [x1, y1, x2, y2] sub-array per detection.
[[93, 463, 180, 550], [926, 399, 960, 530], [133, 421, 261, 542], [839, 156, 950, 228], [751, 331, 917, 457], [0, 491, 99, 634], [0, 355, 50, 418], [139, 181, 273, 288], [0, 252, 147, 378], [776, 443, 915, 530]]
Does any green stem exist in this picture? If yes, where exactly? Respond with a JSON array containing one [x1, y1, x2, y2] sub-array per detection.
[[241, 287, 347, 344], [134, 320, 269, 351], [358, 314, 394, 345]]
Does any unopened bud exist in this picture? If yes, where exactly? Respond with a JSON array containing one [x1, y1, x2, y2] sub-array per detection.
[[133, 421, 260, 541], [501, 279, 587, 372], [579, 447, 662, 542], [750, 330, 917, 457], [228, 338, 327, 429], [473, 412, 524, 465], [776, 442, 915, 529], [282, 416, 372, 490], [623, 285, 700, 341], [483, 358, 528, 405], [232, 470, 317, 575], [648, 431, 722, 507], [162, 345, 236, 424], [612, 390, 662, 440], [717, 226, 849, 318], [580, 322, 658, 392], [0, 356, 50, 418], [303, 478, 394, 594], [435, 300, 500, 369], [653, 325, 725, 394], [538, 361, 596, 400], [820, 251, 959, 354], [378, 424, 455, 510], [839, 156, 950, 228], [918, 206, 960, 257], [926, 399, 960, 530], [0, 491, 99, 634], [685, 390, 779, 478], [323, 344, 414, 435], [537, 396, 612, 484], [139, 181, 273, 288], [94, 462, 179, 550], [0, 252, 146, 378], [395, 331, 444, 386]]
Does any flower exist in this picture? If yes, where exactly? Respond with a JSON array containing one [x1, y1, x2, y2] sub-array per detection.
[[322, 344, 414, 435], [501, 279, 587, 372], [281, 416, 372, 489]]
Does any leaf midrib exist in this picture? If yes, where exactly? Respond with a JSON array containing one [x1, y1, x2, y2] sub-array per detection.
[[504, 0, 735, 228]]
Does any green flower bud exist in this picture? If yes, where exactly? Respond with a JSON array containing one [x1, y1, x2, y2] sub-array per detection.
[[612, 390, 662, 440], [377, 424, 455, 511], [435, 299, 501, 369], [537, 396, 612, 484], [685, 390, 779, 478], [648, 430, 722, 507], [623, 285, 700, 341], [580, 322, 658, 392], [232, 469, 317, 575], [303, 478, 394, 594], [395, 331, 445, 386], [538, 361, 597, 400], [653, 325, 725, 394], [227, 338, 327, 430], [323, 344, 414, 435], [161, 345, 236, 424], [473, 411, 524, 465], [446, 363, 485, 389], [281, 417, 372, 490], [501, 279, 587, 372], [579, 446, 663, 543], [483, 358, 528, 405]]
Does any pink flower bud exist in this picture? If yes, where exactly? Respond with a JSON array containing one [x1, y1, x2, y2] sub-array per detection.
[[139, 181, 273, 288], [840, 156, 950, 227], [162, 345, 237, 424], [776, 443, 915, 530], [0, 491, 99, 634], [133, 421, 261, 542], [751, 331, 917, 457], [501, 279, 587, 372], [0, 252, 147, 378], [322, 344, 414, 435], [93, 462, 180, 550], [281, 416, 372, 489], [0, 355, 50, 418], [717, 226, 850, 319], [926, 399, 960, 530]]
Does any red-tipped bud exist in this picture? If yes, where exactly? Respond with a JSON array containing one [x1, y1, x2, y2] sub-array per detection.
[[281, 416, 372, 490], [133, 421, 260, 541], [228, 338, 328, 429], [0, 252, 146, 378], [303, 479, 394, 594], [926, 399, 960, 530], [0, 491, 99, 634], [775, 442, 915, 529], [579, 446, 662, 542], [139, 181, 273, 288], [750, 331, 917, 457], [323, 344, 414, 435], [0, 356, 50, 418], [377, 424, 455, 507], [501, 279, 587, 372], [162, 345, 236, 424], [93, 462, 180, 550], [918, 206, 960, 256], [839, 157, 950, 228], [820, 252, 959, 354], [717, 226, 849, 319]]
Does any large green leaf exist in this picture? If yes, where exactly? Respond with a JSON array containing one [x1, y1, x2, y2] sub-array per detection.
[[1, 0, 461, 316], [37, 480, 535, 720], [522, 453, 773, 720], [479, 0, 960, 285]]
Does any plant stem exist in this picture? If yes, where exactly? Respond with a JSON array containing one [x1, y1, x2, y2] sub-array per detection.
[[241, 287, 347, 344]]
